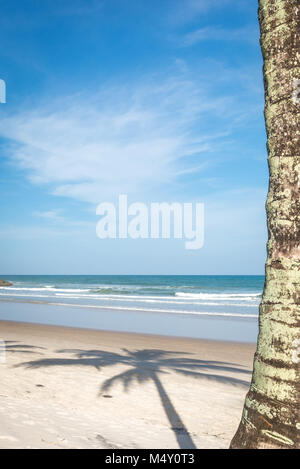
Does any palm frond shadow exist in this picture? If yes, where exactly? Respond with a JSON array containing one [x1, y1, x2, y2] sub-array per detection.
[[19, 347, 251, 449], [4, 340, 45, 355]]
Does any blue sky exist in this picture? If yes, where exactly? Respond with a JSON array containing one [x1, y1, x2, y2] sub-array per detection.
[[0, 0, 268, 275]]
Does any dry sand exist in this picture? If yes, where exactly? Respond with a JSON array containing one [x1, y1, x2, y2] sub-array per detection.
[[0, 320, 255, 449]]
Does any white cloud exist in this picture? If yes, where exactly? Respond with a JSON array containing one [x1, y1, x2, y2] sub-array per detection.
[[184, 0, 231, 13], [0, 74, 236, 204], [32, 209, 93, 229], [167, 0, 254, 29], [168, 0, 233, 25], [33, 209, 64, 222], [182, 25, 258, 47]]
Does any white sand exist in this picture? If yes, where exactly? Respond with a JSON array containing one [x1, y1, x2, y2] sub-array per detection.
[[0, 320, 255, 449]]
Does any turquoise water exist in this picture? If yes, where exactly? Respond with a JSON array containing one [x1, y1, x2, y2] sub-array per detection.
[[0, 275, 264, 342]]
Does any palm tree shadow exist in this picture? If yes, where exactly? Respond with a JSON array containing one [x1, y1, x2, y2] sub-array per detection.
[[4, 340, 45, 355], [18, 347, 251, 449]]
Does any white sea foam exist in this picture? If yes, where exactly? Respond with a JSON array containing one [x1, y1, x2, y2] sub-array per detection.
[[46, 301, 259, 318], [0, 293, 259, 318], [0, 286, 90, 293], [0, 285, 261, 302], [175, 292, 261, 300], [0, 293, 53, 298], [54, 292, 258, 307], [0, 289, 260, 308]]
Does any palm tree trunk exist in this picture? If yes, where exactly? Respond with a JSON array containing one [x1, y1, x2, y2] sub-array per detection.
[[230, 0, 300, 449]]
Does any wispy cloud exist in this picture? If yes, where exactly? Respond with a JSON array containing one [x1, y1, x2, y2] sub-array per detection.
[[0, 72, 239, 204], [32, 209, 93, 228], [168, 0, 235, 25], [181, 25, 258, 47], [33, 209, 64, 222], [183, 0, 232, 14], [0, 209, 94, 240], [167, 0, 254, 31]]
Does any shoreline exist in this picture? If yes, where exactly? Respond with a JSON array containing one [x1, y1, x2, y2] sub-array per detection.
[[0, 317, 256, 346], [0, 299, 259, 343], [0, 297, 259, 319], [0, 319, 255, 449]]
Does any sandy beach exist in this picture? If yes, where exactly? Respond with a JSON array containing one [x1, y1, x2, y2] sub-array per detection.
[[0, 319, 256, 449]]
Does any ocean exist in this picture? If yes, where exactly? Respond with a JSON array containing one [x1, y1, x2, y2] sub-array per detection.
[[0, 275, 264, 342]]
